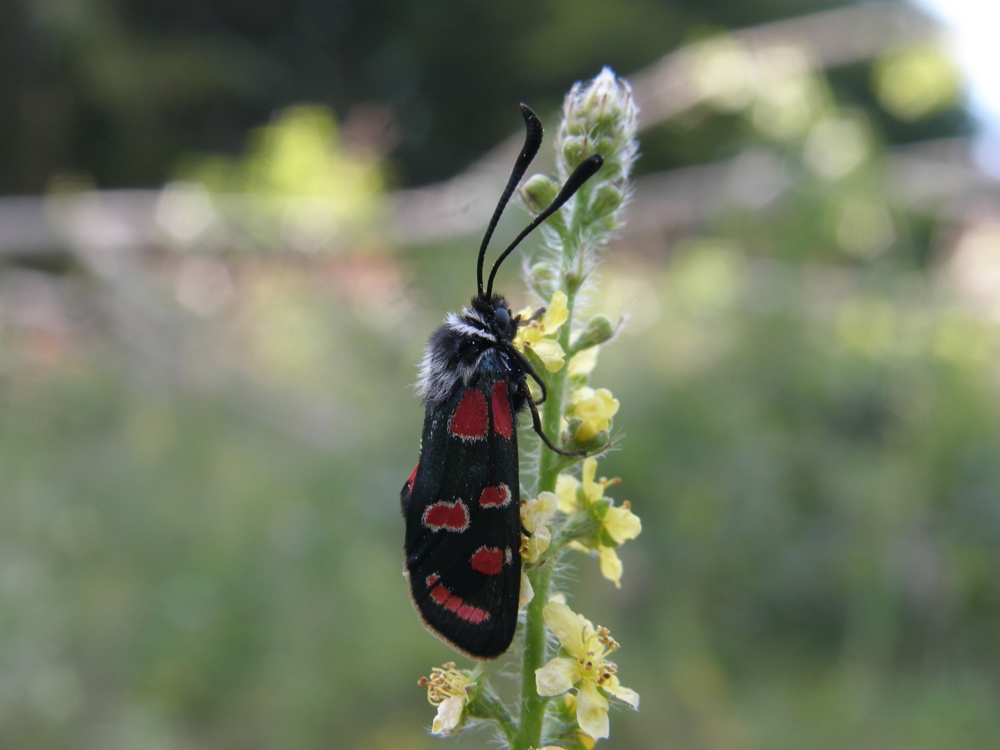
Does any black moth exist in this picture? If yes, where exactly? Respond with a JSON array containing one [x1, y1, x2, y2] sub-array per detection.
[[400, 104, 603, 659]]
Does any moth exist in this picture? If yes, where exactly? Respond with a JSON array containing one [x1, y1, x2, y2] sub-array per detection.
[[400, 104, 603, 659]]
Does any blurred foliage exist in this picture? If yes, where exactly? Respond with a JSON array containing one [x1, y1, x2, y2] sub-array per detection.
[[872, 43, 964, 122], [4, 239, 1000, 748], [591, 250, 1000, 749], [173, 105, 385, 251], [3, 0, 887, 193]]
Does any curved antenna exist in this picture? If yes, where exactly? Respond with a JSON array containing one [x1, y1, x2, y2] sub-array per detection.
[[485, 153, 603, 298], [477, 105, 544, 297]]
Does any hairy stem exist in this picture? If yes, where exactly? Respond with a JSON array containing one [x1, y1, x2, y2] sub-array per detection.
[[473, 687, 518, 743], [513, 287, 578, 750]]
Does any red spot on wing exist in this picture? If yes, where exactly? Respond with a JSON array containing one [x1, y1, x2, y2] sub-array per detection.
[[428, 582, 491, 624], [430, 583, 451, 605], [479, 484, 512, 508], [450, 388, 489, 440], [492, 381, 514, 439], [422, 500, 470, 532], [405, 463, 418, 491], [470, 546, 505, 575]]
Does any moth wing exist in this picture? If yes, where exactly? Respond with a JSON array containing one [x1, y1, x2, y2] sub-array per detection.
[[402, 376, 522, 659]]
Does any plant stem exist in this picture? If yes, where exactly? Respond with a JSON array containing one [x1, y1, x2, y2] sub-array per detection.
[[475, 688, 518, 743], [513, 287, 578, 750]]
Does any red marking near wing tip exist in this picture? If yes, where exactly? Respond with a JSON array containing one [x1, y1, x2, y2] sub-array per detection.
[[450, 388, 489, 440], [479, 483, 512, 508], [458, 604, 489, 624], [492, 381, 514, 439], [425, 573, 440, 587], [429, 582, 491, 624], [422, 500, 470, 532], [470, 546, 505, 575]]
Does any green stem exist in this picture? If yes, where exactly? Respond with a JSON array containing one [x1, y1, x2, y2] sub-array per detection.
[[513, 551, 556, 750], [473, 688, 518, 743], [513, 288, 578, 750]]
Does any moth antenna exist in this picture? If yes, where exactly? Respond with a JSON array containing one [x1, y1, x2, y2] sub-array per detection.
[[485, 153, 603, 299], [477, 104, 543, 298]]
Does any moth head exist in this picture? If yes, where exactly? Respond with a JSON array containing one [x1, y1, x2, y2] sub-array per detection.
[[472, 295, 519, 342]]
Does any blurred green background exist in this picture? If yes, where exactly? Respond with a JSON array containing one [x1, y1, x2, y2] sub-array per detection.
[[3, 1, 1000, 748]]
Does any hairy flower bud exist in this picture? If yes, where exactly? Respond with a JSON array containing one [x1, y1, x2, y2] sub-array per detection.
[[520, 174, 559, 214]]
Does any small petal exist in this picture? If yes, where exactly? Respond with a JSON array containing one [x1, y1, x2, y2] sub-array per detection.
[[598, 546, 624, 587], [580, 458, 602, 502], [576, 680, 611, 740], [522, 492, 558, 533], [536, 657, 579, 697], [519, 571, 534, 610], [540, 291, 569, 332], [603, 675, 640, 710], [555, 473, 581, 513], [522, 492, 558, 562], [528, 338, 566, 372], [543, 601, 592, 656], [523, 526, 551, 563], [431, 696, 466, 735], [603, 504, 642, 544]]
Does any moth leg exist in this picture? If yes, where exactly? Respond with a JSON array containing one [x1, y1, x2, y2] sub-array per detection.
[[518, 378, 586, 458], [509, 345, 549, 405]]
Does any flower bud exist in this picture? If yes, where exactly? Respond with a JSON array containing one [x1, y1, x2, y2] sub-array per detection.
[[558, 67, 639, 183], [560, 135, 589, 169], [572, 314, 616, 352], [520, 174, 558, 214], [589, 183, 625, 219], [527, 261, 559, 288]]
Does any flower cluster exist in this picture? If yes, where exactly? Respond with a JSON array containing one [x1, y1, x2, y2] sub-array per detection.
[[514, 294, 621, 448], [519, 491, 558, 609], [558, 458, 641, 588], [536, 601, 640, 740], [514, 291, 570, 373]]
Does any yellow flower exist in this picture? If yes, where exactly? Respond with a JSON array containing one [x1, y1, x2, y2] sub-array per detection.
[[418, 663, 472, 735], [571, 386, 619, 441], [550, 694, 599, 749], [535, 602, 639, 740], [515, 291, 569, 372], [554, 458, 641, 588], [602, 501, 642, 545], [521, 491, 558, 563], [555, 457, 609, 513]]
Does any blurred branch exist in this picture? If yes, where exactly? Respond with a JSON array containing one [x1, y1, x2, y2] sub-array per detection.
[[624, 138, 1000, 246], [2, 138, 993, 262]]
